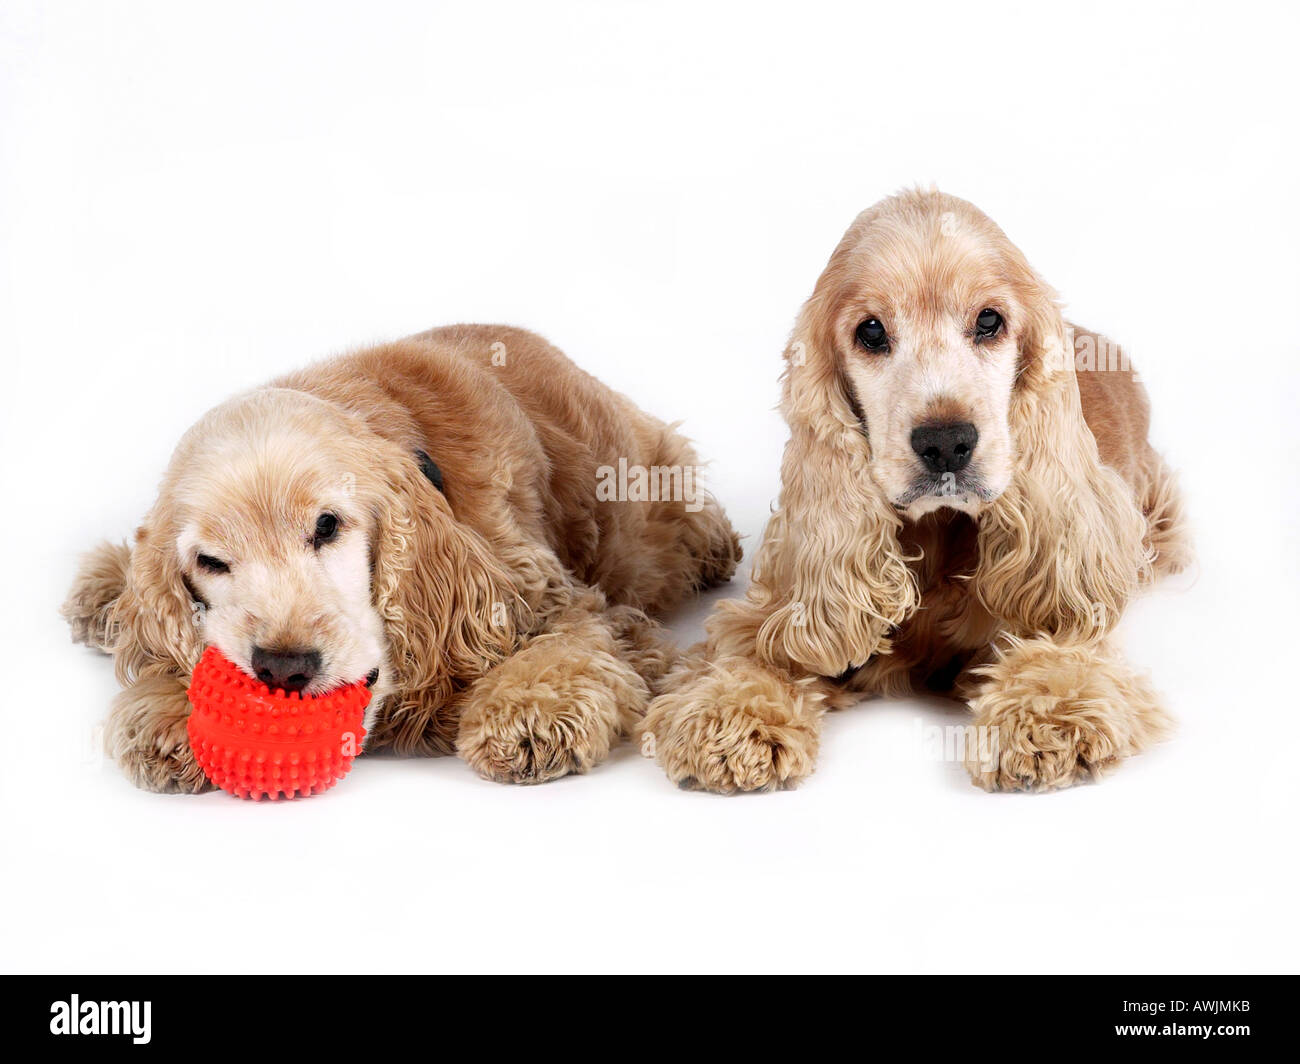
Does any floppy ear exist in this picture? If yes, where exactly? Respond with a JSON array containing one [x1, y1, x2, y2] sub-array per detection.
[[975, 301, 1150, 639], [715, 303, 919, 677], [109, 515, 205, 685], [370, 445, 523, 699]]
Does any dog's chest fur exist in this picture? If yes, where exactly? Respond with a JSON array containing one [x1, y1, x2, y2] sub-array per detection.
[[846, 510, 999, 697]]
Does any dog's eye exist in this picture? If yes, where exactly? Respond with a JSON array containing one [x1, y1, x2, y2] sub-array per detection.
[[196, 554, 230, 574], [975, 308, 1003, 339], [856, 318, 890, 352], [313, 512, 340, 549]]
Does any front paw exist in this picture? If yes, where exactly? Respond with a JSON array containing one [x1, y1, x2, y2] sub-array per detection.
[[964, 636, 1172, 792], [106, 676, 213, 794], [966, 700, 1123, 792], [641, 657, 822, 794], [456, 632, 647, 784]]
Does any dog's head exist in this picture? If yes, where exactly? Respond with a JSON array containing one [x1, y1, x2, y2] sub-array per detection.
[[804, 189, 1058, 519], [748, 188, 1148, 676], [108, 389, 518, 726]]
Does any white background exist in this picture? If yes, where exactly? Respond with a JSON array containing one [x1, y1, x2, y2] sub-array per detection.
[[2, 0, 1297, 974]]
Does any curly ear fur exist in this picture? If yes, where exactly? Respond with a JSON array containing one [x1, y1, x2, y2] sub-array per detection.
[[712, 304, 919, 677], [371, 444, 525, 708], [975, 305, 1150, 639], [115, 520, 205, 684], [67, 515, 205, 686]]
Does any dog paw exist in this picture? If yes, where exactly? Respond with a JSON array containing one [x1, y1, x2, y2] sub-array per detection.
[[456, 630, 647, 784], [117, 737, 213, 794], [641, 657, 822, 794], [965, 700, 1123, 792], [457, 693, 611, 784], [964, 635, 1173, 793], [106, 676, 214, 794], [111, 715, 212, 794]]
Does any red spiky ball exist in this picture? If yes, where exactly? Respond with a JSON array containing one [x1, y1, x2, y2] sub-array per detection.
[[186, 647, 370, 800]]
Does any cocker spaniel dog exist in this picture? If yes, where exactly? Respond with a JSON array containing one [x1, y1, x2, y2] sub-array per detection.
[[642, 189, 1190, 793], [63, 324, 740, 792]]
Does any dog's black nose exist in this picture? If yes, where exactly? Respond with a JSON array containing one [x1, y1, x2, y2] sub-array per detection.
[[910, 422, 978, 474], [251, 646, 322, 693]]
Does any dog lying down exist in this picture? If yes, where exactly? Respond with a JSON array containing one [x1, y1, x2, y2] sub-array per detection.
[[641, 189, 1191, 793], [63, 324, 741, 791]]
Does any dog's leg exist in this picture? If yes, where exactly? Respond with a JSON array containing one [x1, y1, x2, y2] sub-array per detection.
[[104, 672, 213, 793], [455, 604, 649, 784], [640, 655, 834, 793], [964, 634, 1173, 792], [1139, 454, 1193, 580], [63, 541, 132, 652], [603, 603, 679, 697]]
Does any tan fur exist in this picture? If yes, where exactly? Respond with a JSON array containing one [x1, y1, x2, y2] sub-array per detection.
[[642, 189, 1190, 793], [64, 324, 740, 790], [964, 634, 1173, 792], [642, 654, 836, 794], [64, 541, 133, 651]]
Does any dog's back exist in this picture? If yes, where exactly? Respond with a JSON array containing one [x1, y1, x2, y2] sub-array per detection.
[[1071, 325, 1191, 577], [277, 324, 740, 614]]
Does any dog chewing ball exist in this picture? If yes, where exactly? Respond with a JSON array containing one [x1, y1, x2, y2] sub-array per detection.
[[186, 647, 370, 800]]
